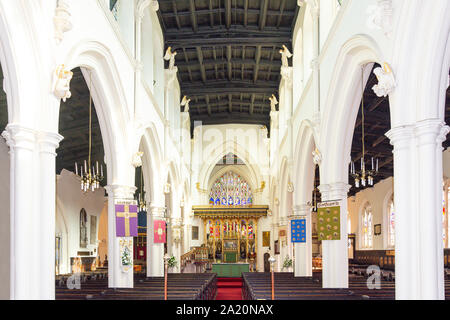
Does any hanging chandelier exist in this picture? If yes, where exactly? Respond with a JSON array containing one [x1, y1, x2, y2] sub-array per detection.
[[350, 66, 379, 189], [74, 71, 104, 192], [138, 167, 147, 212]]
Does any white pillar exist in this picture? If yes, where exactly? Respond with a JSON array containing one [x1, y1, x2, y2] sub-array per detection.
[[293, 204, 312, 277], [3, 125, 39, 299], [387, 120, 448, 299], [105, 185, 136, 288], [318, 182, 350, 288], [38, 131, 63, 299], [170, 217, 182, 273], [147, 204, 165, 277]]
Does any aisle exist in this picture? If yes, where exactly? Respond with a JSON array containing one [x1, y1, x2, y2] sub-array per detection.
[[215, 278, 243, 300]]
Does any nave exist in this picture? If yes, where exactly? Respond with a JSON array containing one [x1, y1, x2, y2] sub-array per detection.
[[0, 0, 450, 302]]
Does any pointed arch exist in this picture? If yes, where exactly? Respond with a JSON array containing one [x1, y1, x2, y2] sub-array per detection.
[[63, 40, 133, 186], [320, 35, 383, 185]]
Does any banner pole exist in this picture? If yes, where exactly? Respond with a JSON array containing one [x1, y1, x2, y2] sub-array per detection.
[[164, 254, 169, 300]]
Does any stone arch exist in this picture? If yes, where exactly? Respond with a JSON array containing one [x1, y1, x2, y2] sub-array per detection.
[[138, 123, 163, 205], [0, 2, 23, 125], [63, 40, 133, 186], [390, 1, 450, 123], [320, 35, 384, 185], [198, 140, 262, 193], [279, 157, 293, 219], [293, 120, 319, 206]]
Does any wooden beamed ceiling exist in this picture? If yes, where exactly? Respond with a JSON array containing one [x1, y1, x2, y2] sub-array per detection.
[[157, 0, 299, 132]]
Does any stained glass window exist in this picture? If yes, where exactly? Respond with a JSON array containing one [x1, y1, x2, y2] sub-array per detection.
[[209, 171, 253, 206], [362, 204, 373, 249]]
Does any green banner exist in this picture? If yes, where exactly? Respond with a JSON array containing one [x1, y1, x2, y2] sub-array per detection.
[[317, 201, 341, 241]]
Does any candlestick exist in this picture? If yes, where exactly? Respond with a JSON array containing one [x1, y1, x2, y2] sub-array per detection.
[[376, 158, 379, 172], [371, 157, 374, 170], [75, 162, 78, 176], [96, 161, 99, 175], [101, 164, 103, 177]]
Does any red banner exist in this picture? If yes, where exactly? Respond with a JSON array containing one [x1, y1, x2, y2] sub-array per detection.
[[154, 220, 166, 243]]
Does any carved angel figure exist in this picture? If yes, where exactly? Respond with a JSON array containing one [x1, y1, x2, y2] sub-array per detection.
[[181, 95, 191, 113], [372, 63, 396, 97], [279, 45, 293, 68], [164, 46, 177, 70], [269, 94, 278, 112], [52, 64, 73, 102]]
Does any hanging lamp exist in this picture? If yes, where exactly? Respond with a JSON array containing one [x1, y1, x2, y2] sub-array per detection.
[[350, 66, 379, 188], [74, 71, 104, 192]]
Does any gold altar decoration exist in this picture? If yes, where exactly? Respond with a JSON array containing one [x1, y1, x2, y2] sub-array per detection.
[[193, 205, 268, 265]]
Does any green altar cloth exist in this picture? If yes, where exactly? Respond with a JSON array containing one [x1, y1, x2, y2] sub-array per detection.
[[212, 263, 249, 277]]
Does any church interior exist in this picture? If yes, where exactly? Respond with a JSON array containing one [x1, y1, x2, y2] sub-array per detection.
[[0, 0, 449, 301]]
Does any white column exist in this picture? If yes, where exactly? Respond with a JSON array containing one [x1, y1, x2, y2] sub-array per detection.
[[293, 204, 312, 277], [104, 185, 136, 288], [147, 204, 165, 277], [388, 120, 448, 299], [386, 125, 417, 299], [318, 182, 350, 288], [38, 131, 63, 299], [2, 125, 39, 299], [170, 217, 182, 273]]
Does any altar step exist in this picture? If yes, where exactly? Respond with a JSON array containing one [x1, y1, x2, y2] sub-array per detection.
[[216, 278, 243, 300]]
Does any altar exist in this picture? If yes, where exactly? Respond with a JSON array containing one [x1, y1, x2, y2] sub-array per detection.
[[212, 263, 249, 277], [193, 205, 268, 272]]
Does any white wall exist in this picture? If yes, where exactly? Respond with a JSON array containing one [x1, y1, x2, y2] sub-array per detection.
[[56, 169, 106, 274], [0, 138, 10, 299], [347, 177, 393, 251]]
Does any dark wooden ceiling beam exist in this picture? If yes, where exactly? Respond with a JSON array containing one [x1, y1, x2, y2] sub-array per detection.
[[259, 0, 269, 31], [171, 0, 181, 29], [253, 45, 262, 83], [208, 0, 214, 27], [189, 0, 198, 33], [244, 0, 249, 27], [277, 0, 287, 28], [177, 57, 281, 68], [160, 8, 296, 19], [228, 94, 233, 113], [166, 36, 291, 47], [250, 94, 256, 115], [205, 95, 212, 116], [182, 47, 194, 82], [226, 45, 232, 81], [225, 0, 231, 29], [195, 46, 207, 83]]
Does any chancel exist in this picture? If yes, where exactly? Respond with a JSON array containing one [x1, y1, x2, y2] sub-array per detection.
[[0, 0, 449, 302]]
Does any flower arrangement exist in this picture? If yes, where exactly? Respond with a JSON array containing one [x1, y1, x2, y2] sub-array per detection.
[[282, 256, 293, 270], [121, 246, 132, 266], [167, 255, 178, 269]]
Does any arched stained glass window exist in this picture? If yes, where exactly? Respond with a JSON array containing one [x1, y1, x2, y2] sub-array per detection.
[[362, 204, 373, 249], [209, 171, 253, 206]]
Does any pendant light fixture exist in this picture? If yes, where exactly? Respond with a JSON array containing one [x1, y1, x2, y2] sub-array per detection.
[[74, 70, 104, 192], [350, 66, 379, 188]]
